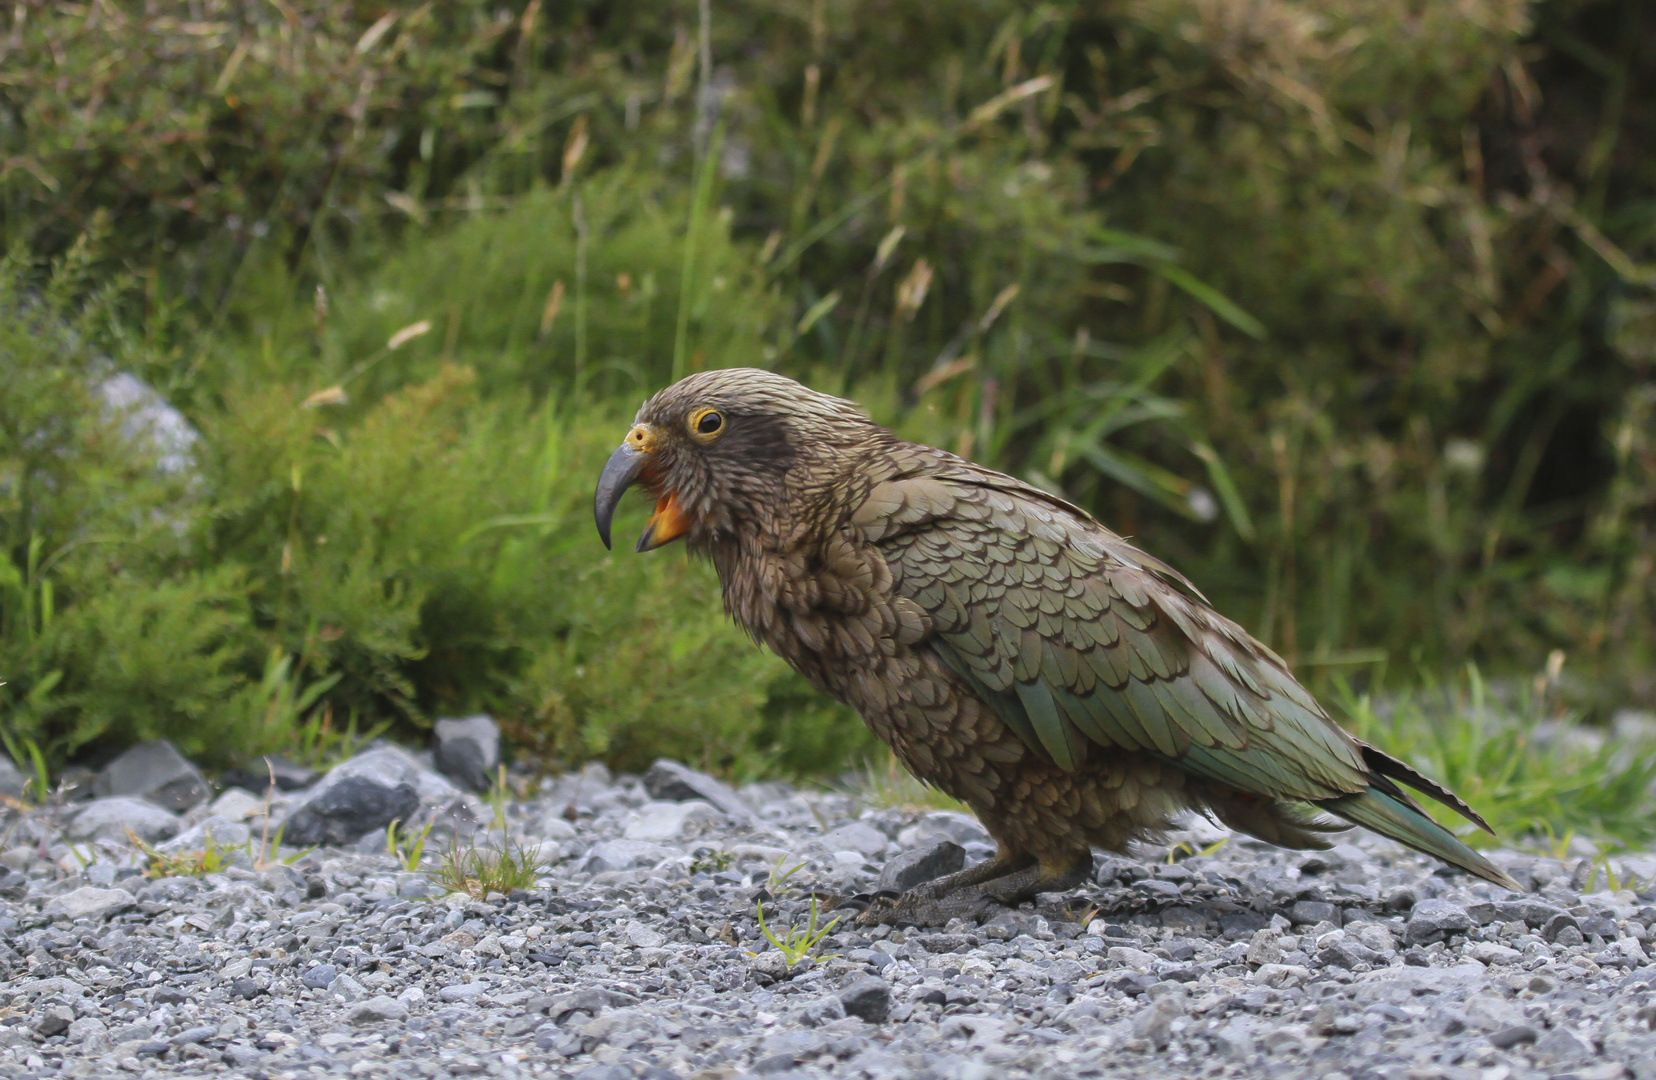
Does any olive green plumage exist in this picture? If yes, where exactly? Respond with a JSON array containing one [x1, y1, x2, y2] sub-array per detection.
[[595, 369, 1517, 922]]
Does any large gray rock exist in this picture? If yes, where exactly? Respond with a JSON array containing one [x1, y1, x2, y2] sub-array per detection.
[[220, 754, 317, 794], [545, 762, 615, 812], [1406, 898, 1474, 945], [433, 716, 499, 793], [642, 759, 754, 823], [280, 745, 475, 848], [323, 746, 465, 805], [1352, 961, 1490, 1005], [820, 822, 888, 857], [156, 815, 252, 855], [877, 841, 964, 893], [44, 887, 135, 922], [70, 797, 181, 844], [896, 811, 991, 849], [282, 776, 419, 848], [1533, 1026, 1596, 1063], [1465, 898, 1568, 928], [838, 978, 891, 1024], [624, 800, 719, 841], [97, 373, 198, 475], [34, 1004, 74, 1037], [528, 988, 638, 1021], [346, 996, 408, 1025], [580, 839, 676, 874], [93, 741, 208, 811], [0, 868, 27, 899], [1133, 994, 1185, 1049]]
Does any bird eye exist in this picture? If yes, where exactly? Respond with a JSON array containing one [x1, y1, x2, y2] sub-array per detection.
[[690, 408, 724, 438]]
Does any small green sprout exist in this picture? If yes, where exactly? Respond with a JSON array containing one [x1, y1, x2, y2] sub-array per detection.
[[749, 854, 843, 968], [753, 895, 843, 969], [1166, 836, 1229, 863], [129, 828, 239, 878], [689, 849, 734, 875], [1582, 847, 1654, 895], [386, 817, 435, 872]]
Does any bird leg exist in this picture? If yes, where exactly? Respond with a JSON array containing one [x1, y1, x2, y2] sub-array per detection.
[[856, 850, 1093, 927]]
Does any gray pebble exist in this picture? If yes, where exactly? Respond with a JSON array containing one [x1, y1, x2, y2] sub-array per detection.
[[34, 1004, 74, 1037], [876, 840, 964, 893], [1289, 900, 1339, 926], [820, 822, 888, 857], [1407, 898, 1473, 944], [839, 977, 891, 1023], [301, 963, 337, 989], [92, 740, 208, 811], [347, 995, 409, 1025], [438, 981, 490, 1003], [66, 1016, 107, 1044], [42, 885, 134, 921], [1489, 1024, 1539, 1048], [642, 758, 755, 822]]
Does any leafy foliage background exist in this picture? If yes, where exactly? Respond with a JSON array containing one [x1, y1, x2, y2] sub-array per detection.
[[0, 0, 1652, 782]]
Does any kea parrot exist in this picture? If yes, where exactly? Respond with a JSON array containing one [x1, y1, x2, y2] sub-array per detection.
[[593, 369, 1517, 925]]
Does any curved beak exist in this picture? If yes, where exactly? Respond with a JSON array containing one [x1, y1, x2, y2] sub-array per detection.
[[594, 443, 645, 551], [594, 435, 697, 553]]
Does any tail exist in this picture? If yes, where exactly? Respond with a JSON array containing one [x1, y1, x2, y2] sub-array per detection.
[[1317, 784, 1519, 890]]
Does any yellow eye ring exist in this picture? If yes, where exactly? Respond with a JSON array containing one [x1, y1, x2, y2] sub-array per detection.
[[689, 407, 724, 440]]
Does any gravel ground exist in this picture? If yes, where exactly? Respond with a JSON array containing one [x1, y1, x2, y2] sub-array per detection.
[[3, 747, 1656, 1080]]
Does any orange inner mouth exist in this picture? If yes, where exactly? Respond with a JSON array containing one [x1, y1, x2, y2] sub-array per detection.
[[643, 490, 694, 547]]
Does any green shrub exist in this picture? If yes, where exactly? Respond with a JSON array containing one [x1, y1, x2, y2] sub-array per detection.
[[240, 175, 782, 405], [1, 212, 869, 777], [198, 355, 867, 776], [0, 240, 259, 762], [0, 0, 516, 301]]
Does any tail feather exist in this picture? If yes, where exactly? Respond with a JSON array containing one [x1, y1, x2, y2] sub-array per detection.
[[1357, 742, 1496, 835], [1317, 787, 1519, 891]]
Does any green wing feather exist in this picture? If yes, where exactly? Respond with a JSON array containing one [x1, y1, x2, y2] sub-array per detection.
[[865, 464, 1516, 890]]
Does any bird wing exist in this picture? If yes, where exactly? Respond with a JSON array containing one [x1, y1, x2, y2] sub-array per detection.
[[851, 463, 1374, 803]]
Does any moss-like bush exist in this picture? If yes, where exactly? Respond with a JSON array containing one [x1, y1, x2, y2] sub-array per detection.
[[0, 242, 258, 762], [199, 353, 867, 775]]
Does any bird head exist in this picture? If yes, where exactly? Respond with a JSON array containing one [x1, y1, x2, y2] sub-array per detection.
[[593, 368, 875, 552]]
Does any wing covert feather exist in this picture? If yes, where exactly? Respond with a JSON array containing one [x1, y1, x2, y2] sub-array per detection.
[[860, 470, 1372, 802]]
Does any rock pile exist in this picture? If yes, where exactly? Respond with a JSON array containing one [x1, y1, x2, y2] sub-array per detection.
[[0, 731, 1653, 1079]]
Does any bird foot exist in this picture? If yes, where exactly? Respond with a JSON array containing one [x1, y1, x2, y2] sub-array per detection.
[[855, 888, 1003, 928], [853, 853, 1094, 928]]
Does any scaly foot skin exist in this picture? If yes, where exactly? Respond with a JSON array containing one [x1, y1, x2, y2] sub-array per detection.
[[853, 853, 1094, 927], [856, 888, 1004, 928]]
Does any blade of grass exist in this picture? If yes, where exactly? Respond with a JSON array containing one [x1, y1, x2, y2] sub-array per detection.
[[673, 123, 726, 383]]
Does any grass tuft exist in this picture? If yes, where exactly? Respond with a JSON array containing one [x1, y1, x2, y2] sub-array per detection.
[[127, 827, 237, 878], [1336, 667, 1656, 852], [128, 823, 306, 878], [432, 831, 545, 900]]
